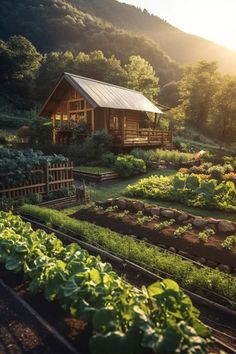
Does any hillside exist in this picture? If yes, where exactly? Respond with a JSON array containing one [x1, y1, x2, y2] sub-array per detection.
[[73, 0, 236, 74], [0, 0, 180, 85]]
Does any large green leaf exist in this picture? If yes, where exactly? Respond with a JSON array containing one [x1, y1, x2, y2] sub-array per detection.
[[92, 308, 116, 333], [5, 255, 22, 272], [89, 332, 124, 354]]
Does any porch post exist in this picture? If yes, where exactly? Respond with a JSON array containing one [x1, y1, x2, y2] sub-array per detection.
[[154, 113, 157, 129], [91, 109, 95, 131]]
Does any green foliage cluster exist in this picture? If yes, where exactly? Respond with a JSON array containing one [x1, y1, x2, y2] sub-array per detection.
[[0, 211, 210, 353], [126, 173, 236, 212], [173, 224, 192, 239], [130, 148, 195, 166], [154, 219, 175, 231], [20, 204, 236, 304], [136, 214, 153, 225], [222, 235, 236, 250], [198, 229, 215, 243], [0, 148, 68, 188], [114, 155, 146, 177]]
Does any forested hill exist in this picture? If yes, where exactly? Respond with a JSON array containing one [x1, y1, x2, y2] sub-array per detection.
[[72, 0, 236, 74], [0, 0, 180, 85]]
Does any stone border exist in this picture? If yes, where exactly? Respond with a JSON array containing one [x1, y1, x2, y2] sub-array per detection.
[[96, 198, 236, 236]]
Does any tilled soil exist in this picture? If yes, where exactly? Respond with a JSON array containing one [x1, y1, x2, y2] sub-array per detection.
[[0, 269, 90, 354], [72, 208, 236, 268]]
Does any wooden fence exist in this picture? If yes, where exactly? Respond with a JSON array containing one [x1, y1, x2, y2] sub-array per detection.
[[0, 162, 74, 199]]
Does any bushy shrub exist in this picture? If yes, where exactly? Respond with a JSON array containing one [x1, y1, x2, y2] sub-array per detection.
[[115, 155, 146, 177], [223, 163, 234, 173], [208, 165, 225, 180], [81, 130, 113, 162], [131, 148, 195, 165], [100, 152, 116, 167]]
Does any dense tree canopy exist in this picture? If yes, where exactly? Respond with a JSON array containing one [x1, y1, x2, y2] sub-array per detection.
[[125, 56, 159, 102], [174, 60, 236, 144], [178, 61, 220, 129]]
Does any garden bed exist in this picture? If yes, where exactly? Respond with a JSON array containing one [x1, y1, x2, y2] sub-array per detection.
[[72, 202, 236, 271], [73, 166, 118, 183]]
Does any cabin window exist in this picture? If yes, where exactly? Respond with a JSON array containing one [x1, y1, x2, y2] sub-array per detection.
[[55, 113, 61, 120], [69, 100, 85, 111], [62, 114, 68, 121], [109, 115, 120, 129], [70, 101, 78, 111]]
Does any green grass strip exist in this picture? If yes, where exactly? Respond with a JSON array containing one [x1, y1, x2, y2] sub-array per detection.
[[20, 204, 236, 305]]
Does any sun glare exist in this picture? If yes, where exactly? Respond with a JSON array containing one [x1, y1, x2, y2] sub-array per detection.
[[118, 0, 236, 52]]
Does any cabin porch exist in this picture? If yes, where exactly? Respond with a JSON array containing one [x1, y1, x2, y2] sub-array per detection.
[[53, 120, 172, 148]]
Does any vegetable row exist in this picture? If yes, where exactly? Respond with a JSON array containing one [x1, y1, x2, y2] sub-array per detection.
[[126, 173, 236, 212], [0, 211, 209, 354], [20, 205, 236, 305]]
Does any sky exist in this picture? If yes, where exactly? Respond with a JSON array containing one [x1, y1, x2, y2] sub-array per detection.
[[118, 0, 236, 52]]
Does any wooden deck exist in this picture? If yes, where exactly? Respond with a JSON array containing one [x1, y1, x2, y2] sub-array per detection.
[[109, 128, 172, 148], [53, 124, 172, 148]]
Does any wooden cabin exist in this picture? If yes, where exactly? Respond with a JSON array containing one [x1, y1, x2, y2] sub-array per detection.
[[40, 73, 172, 149]]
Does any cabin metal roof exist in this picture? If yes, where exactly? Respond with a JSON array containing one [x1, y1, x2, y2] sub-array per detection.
[[65, 73, 163, 113], [40, 73, 163, 117]]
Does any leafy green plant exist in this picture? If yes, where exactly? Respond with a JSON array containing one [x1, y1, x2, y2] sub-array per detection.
[[104, 205, 118, 213], [0, 211, 210, 354], [117, 210, 130, 218], [154, 219, 175, 231], [136, 215, 153, 225], [114, 155, 146, 177], [222, 235, 236, 250], [198, 228, 215, 243], [207, 165, 225, 180], [173, 224, 192, 238]]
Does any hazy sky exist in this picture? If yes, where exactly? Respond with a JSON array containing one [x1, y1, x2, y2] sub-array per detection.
[[118, 0, 236, 52]]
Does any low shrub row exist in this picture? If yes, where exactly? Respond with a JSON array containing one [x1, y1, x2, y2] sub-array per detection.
[[0, 211, 210, 353], [126, 173, 236, 212], [20, 205, 236, 304], [179, 161, 236, 182], [130, 148, 195, 166]]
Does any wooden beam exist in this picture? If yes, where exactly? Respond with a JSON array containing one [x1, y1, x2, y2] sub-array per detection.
[[91, 109, 95, 131]]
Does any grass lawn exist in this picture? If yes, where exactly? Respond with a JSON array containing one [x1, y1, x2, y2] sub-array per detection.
[[94, 168, 176, 200], [72, 167, 236, 221], [73, 166, 115, 174]]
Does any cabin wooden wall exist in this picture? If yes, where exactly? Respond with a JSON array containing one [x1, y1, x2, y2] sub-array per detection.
[[126, 110, 142, 131], [94, 108, 107, 131]]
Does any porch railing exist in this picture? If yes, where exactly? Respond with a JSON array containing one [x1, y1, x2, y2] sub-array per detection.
[[109, 128, 172, 146]]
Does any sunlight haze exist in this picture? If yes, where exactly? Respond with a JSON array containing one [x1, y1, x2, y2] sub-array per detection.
[[118, 0, 236, 52]]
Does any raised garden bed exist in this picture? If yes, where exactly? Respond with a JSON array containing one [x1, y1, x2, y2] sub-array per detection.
[[73, 166, 118, 183], [72, 199, 236, 272]]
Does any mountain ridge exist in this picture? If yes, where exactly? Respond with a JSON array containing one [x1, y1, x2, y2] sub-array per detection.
[[72, 0, 236, 73]]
